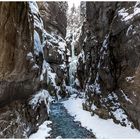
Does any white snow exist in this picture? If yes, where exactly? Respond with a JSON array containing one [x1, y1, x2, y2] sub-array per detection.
[[32, 63, 39, 70], [107, 92, 132, 126], [126, 25, 133, 36], [118, 8, 129, 19], [56, 136, 62, 139], [29, 89, 52, 114], [29, 121, 52, 139], [27, 52, 33, 58], [40, 60, 47, 81], [63, 94, 140, 138], [118, 4, 140, 22], [126, 76, 135, 83], [58, 41, 66, 51], [91, 104, 97, 111], [29, 1, 39, 14], [121, 89, 133, 104]]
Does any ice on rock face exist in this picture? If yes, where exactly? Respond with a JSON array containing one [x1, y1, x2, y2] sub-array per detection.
[[68, 28, 81, 86], [34, 30, 43, 55], [29, 1, 44, 30], [29, 1, 46, 56], [29, 2, 39, 14]]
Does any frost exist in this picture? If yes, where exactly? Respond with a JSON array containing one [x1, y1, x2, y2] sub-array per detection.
[[78, 49, 85, 63], [40, 60, 56, 86], [102, 34, 109, 49], [26, 52, 34, 62], [75, 78, 80, 86], [87, 73, 101, 94]]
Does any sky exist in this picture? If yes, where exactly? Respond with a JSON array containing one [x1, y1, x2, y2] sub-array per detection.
[[68, 0, 80, 9]]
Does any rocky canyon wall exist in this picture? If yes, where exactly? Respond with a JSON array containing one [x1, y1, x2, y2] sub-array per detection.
[[0, 2, 68, 138], [0, 2, 37, 105], [37, 1, 69, 98], [77, 2, 140, 130]]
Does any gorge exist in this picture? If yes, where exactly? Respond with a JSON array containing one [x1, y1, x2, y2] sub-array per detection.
[[0, 1, 140, 138]]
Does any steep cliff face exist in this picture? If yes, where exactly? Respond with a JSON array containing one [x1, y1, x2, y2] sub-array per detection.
[[77, 2, 140, 129], [37, 2, 69, 98], [0, 2, 52, 138], [38, 2, 67, 38], [0, 2, 37, 105]]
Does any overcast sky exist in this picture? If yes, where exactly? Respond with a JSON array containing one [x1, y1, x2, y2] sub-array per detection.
[[68, 0, 80, 9]]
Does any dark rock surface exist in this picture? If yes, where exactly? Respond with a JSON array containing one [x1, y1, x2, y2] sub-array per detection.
[[38, 2, 68, 38], [77, 2, 140, 130], [0, 2, 51, 138], [0, 2, 39, 105], [0, 91, 49, 138]]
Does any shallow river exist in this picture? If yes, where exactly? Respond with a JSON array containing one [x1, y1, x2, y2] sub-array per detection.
[[50, 101, 95, 138]]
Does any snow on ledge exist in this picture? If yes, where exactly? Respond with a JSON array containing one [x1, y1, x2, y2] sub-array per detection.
[[29, 89, 52, 114]]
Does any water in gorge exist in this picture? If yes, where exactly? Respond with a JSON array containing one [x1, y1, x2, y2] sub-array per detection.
[[50, 100, 95, 138]]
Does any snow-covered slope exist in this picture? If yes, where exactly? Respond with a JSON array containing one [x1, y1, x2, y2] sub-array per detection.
[[63, 94, 140, 138]]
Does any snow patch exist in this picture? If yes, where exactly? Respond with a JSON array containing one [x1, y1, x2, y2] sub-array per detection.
[[118, 4, 140, 22], [121, 90, 133, 104], [29, 121, 52, 139], [126, 76, 135, 83]]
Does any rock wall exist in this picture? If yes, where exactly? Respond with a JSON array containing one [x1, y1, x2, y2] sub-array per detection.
[[37, 2, 67, 38], [0, 2, 52, 138], [77, 2, 140, 130], [37, 2, 69, 98], [0, 2, 40, 105]]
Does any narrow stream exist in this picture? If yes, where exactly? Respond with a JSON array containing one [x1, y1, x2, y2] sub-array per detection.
[[50, 100, 95, 138]]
